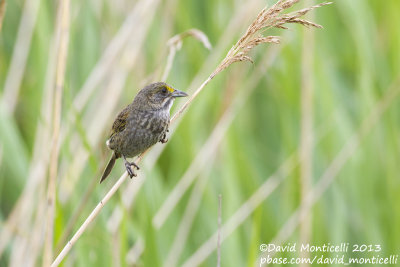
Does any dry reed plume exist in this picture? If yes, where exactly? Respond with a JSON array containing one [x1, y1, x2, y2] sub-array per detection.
[[212, 0, 331, 77], [52, 1, 330, 266]]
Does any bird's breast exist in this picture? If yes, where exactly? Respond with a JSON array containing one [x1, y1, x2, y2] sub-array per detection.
[[110, 109, 170, 158], [135, 110, 169, 134]]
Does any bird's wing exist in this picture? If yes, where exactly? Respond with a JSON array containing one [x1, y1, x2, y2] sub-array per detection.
[[110, 106, 130, 138]]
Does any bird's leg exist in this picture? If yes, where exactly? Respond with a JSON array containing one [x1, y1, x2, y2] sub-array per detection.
[[159, 129, 169, 144], [123, 155, 139, 178]]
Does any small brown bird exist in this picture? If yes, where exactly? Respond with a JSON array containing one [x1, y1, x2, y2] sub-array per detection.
[[100, 82, 188, 183]]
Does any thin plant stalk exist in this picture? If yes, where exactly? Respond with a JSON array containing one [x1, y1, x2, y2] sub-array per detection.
[[43, 0, 70, 266], [51, 172, 129, 266], [54, 163, 103, 253], [161, 29, 212, 81]]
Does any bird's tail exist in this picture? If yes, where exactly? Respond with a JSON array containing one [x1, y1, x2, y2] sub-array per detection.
[[100, 153, 117, 183]]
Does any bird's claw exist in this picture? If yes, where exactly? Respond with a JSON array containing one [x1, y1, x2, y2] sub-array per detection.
[[125, 161, 139, 178], [159, 131, 169, 144], [129, 161, 140, 170]]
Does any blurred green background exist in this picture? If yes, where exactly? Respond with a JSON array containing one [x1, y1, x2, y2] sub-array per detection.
[[0, 0, 399, 266]]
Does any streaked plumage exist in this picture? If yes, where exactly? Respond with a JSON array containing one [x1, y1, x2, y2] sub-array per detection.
[[100, 82, 188, 183]]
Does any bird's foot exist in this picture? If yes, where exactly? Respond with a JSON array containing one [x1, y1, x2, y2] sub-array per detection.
[[124, 161, 137, 178], [123, 156, 140, 178], [159, 132, 168, 144]]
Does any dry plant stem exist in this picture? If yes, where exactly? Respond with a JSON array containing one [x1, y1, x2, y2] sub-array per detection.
[[167, 29, 212, 50], [259, 76, 400, 265], [51, 172, 129, 267], [162, 29, 211, 81], [43, 1, 70, 266], [55, 167, 100, 252], [53, 1, 329, 265], [171, 76, 212, 123], [1, 0, 40, 114], [217, 194, 222, 267]]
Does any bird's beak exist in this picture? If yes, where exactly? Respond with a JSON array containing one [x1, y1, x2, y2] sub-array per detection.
[[171, 89, 188, 98]]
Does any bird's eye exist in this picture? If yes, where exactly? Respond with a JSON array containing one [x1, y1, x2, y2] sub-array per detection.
[[161, 87, 168, 94]]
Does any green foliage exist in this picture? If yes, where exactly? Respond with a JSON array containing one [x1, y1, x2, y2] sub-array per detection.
[[1, 0, 399, 266]]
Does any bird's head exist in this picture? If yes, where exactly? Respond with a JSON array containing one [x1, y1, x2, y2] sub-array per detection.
[[135, 82, 188, 111]]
